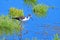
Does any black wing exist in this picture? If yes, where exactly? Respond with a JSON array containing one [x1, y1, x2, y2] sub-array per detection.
[[12, 16, 25, 20], [12, 17, 20, 20]]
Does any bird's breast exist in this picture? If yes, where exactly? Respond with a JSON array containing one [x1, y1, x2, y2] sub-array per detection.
[[21, 18, 28, 21]]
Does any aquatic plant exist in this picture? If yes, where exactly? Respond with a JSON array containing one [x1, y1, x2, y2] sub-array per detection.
[[54, 34, 60, 40], [24, 0, 37, 6], [0, 15, 20, 35], [33, 4, 49, 17], [24, 0, 55, 17], [8, 8, 25, 40], [9, 8, 24, 17]]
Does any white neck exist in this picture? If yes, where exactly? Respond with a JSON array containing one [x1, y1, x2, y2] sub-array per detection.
[[21, 16, 31, 21]]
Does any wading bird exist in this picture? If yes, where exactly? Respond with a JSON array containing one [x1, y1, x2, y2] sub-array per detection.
[[12, 14, 32, 22]]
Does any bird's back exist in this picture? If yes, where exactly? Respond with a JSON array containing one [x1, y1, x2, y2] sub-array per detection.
[[12, 16, 25, 21]]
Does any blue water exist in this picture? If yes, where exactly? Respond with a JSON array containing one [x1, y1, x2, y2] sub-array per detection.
[[0, 0, 60, 40]]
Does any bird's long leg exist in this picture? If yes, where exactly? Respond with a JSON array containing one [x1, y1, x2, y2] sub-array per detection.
[[22, 21, 27, 25], [19, 26, 22, 40], [19, 21, 23, 40]]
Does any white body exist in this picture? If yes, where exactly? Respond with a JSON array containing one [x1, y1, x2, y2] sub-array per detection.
[[21, 17, 30, 21]]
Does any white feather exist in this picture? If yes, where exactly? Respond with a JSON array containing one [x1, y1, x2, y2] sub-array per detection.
[[21, 17, 30, 21]]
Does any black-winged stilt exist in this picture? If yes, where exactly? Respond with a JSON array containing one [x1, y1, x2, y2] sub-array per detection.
[[12, 14, 32, 22]]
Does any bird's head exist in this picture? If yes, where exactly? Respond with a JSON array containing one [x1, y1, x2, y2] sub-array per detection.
[[28, 14, 33, 21], [28, 14, 32, 17]]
